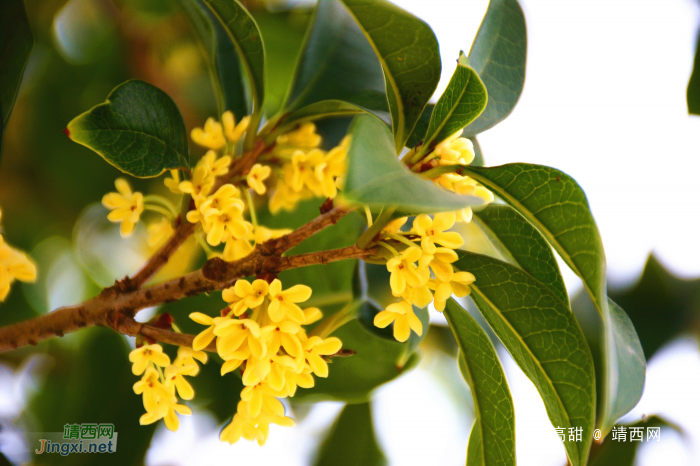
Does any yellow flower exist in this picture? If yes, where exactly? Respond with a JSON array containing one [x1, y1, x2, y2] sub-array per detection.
[[433, 130, 475, 166], [265, 320, 303, 358], [246, 164, 271, 195], [425, 247, 459, 283], [147, 217, 174, 249], [374, 300, 423, 342], [191, 117, 226, 150], [133, 367, 173, 413], [164, 170, 182, 194], [282, 368, 315, 397], [179, 164, 213, 203], [303, 307, 322, 325], [412, 212, 464, 254], [222, 279, 269, 316], [173, 346, 207, 375], [223, 236, 254, 261], [139, 395, 192, 432], [386, 246, 429, 296], [382, 217, 408, 234], [222, 111, 250, 143], [102, 178, 144, 236], [267, 279, 310, 323], [252, 225, 291, 244], [190, 312, 228, 350], [290, 149, 326, 193], [429, 271, 476, 312], [201, 150, 232, 178], [0, 236, 37, 302], [314, 141, 348, 198], [164, 364, 197, 400], [274, 122, 322, 156], [399, 283, 433, 308], [201, 200, 249, 246], [129, 344, 171, 375], [214, 318, 265, 360], [302, 336, 342, 378]]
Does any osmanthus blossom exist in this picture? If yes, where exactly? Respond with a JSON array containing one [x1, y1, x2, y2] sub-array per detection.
[[0, 221, 37, 302], [110, 115, 494, 445]]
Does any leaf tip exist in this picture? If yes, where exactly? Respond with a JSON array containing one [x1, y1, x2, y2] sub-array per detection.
[[62, 127, 71, 139]]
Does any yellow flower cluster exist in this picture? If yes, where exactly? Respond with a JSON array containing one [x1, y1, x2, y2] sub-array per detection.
[[374, 211, 475, 342], [102, 179, 145, 236], [0, 208, 37, 302], [190, 278, 342, 446], [413, 131, 495, 222], [269, 123, 350, 214], [129, 344, 207, 431]]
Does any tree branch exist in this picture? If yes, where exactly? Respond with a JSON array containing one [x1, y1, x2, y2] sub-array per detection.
[[0, 243, 376, 352]]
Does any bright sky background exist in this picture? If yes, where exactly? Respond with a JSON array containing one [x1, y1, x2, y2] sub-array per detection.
[[5, 1, 700, 465]]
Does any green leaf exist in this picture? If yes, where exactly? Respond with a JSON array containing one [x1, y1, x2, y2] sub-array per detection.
[[470, 135, 485, 167], [688, 31, 700, 115], [610, 254, 700, 359], [313, 402, 387, 466], [179, 0, 248, 120], [445, 298, 515, 466], [601, 298, 646, 432], [405, 104, 433, 149], [66, 80, 189, 177], [0, 0, 33, 155], [589, 415, 683, 466], [458, 163, 644, 434], [281, 0, 389, 125], [279, 96, 391, 132], [455, 251, 596, 466], [203, 0, 265, 146], [342, 115, 485, 214], [471, 204, 568, 304], [339, 0, 441, 151], [420, 52, 487, 152], [463, 0, 527, 136], [29, 329, 157, 465]]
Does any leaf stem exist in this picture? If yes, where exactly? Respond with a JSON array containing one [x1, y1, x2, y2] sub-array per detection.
[[356, 207, 396, 249], [309, 300, 362, 339], [243, 188, 258, 229], [144, 195, 179, 217], [144, 204, 176, 219]]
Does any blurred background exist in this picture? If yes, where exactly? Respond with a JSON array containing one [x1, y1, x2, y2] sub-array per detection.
[[1, 0, 699, 465]]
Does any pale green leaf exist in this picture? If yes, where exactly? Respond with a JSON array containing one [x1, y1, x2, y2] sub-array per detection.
[[341, 115, 485, 214], [463, 0, 527, 136]]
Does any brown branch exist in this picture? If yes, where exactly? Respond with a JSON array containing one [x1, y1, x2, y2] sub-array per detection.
[[124, 140, 269, 290], [0, 245, 376, 352]]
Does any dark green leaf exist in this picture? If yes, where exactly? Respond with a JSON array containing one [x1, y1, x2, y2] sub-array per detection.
[[455, 251, 596, 466], [445, 298, 515, 466], [179, 0, 248, 120], [203, 0, 265, 121], [405, 104, 433, 149], [459, 163, 644, 434], [29, 329, 157, 465], [589, 415, 683, 466], [342, 115, 485, 214], [340, 0, 441, 150], [280, 96, 391, 131], [471, 204, 568, 304], [421, 52, 487, 151], [313, 403, 387, 466], [66, 80, 189, 177], [688, 31, 700, 115], [0, 0, 33, 155], [609, 254, 700, 359], [281, 0, 389, 124], [463, 0, 527, 136]]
